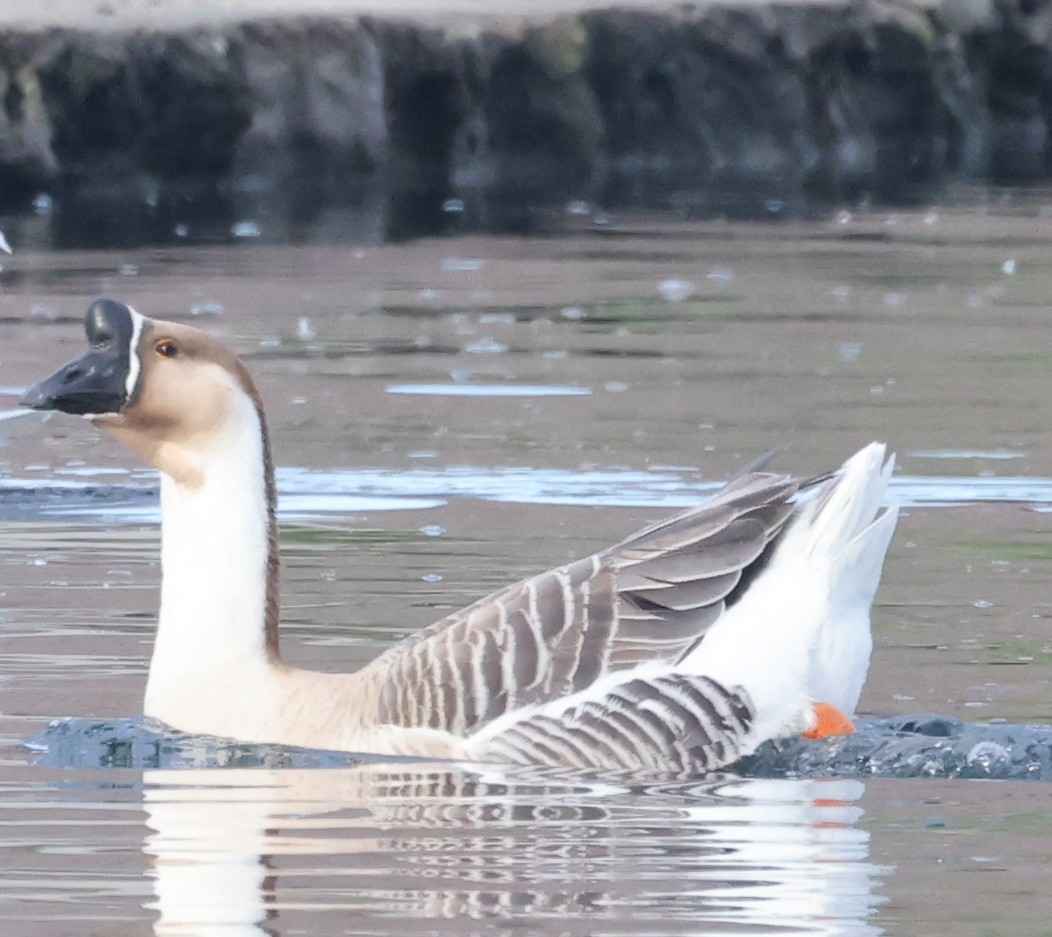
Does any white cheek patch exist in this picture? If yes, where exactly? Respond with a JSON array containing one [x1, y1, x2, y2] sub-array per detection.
[[125, 305, 147, 400]]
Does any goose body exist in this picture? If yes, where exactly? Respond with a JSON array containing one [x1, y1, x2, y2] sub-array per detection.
[[22, 298, 898, 776]]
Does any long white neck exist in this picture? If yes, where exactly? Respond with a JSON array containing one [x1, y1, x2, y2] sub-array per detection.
[[143, 391, 281, 727]]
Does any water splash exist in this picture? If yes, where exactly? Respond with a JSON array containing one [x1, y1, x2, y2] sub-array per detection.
[[26, 713, 1052, 780], [26, 716, 393, 770], [743, 715, 1052, 781]]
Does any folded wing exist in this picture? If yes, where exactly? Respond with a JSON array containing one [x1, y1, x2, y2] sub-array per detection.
[[467, 671, 757, 776], [362, 471, 801, 737]]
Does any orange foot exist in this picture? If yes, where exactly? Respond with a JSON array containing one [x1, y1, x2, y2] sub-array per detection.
[[802, 701, 856, 739]]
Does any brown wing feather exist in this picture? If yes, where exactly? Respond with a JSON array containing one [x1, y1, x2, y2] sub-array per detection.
[[364, 470, 801, 737], [473, 674, 757, 776]]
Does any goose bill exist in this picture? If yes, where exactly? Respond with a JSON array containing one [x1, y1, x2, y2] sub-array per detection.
[[20, 297, 139, 416]]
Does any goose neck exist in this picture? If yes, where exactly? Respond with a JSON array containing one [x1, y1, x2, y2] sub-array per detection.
[[150, 394, 281, 684]]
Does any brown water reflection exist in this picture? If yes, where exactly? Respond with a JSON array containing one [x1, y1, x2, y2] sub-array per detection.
[[5, 196, 1052, 933]]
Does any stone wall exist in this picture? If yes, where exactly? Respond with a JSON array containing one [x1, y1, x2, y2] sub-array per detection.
[[0, 0, 1048, 238]]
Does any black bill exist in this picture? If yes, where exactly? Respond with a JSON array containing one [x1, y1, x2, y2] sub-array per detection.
[[20, 298, 139, 416]]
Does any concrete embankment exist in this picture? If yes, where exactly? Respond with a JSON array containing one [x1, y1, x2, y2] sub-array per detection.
[[0, 0, 1046, 237]]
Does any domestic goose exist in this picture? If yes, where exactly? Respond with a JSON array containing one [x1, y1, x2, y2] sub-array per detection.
[[21, 298, 899, 776]]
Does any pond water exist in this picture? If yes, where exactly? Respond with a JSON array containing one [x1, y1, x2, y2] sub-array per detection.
[[3, 192, 1052, 934]]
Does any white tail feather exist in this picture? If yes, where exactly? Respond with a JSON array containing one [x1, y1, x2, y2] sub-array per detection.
[[790, 444, 899, 610], [680, 442, 897, 743], [798, 444, 896, 558]]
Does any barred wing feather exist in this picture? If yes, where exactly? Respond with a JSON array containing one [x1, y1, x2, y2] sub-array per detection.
[[468, 671, 757, 776], [364, 471, 800, 737]]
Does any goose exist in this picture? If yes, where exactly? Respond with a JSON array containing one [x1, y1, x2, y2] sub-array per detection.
[[21, 298, 899, 777]]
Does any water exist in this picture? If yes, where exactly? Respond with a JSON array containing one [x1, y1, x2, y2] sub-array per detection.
[[5, 193, 1052, 933], [22, 712, 1052, 780]]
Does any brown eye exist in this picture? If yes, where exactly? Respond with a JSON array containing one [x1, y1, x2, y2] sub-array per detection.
[[156, 339, 178, 359]]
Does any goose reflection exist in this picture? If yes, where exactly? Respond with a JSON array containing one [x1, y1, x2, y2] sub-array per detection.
[[142, 765, 885, 936]]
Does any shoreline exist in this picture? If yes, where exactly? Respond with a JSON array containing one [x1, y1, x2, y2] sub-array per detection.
[[0, 0, 1043, 240]]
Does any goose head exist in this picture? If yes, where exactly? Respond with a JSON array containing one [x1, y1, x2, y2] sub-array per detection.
[[21, 297, 266, 487]]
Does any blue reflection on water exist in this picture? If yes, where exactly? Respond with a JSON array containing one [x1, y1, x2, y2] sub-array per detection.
[[3, 467, 1052, 523]]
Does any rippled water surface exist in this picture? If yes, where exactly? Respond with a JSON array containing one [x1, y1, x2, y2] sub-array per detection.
[[4, 195, 1052, 934]]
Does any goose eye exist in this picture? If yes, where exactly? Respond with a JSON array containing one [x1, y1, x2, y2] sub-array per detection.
[[155, 340, 178, 359]]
